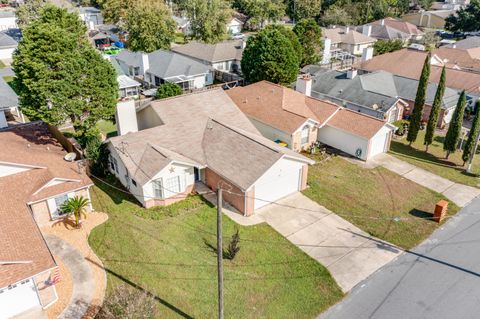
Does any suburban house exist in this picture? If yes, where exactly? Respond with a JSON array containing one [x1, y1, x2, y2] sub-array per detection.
[[108, 89, 314, 215], [114, 49, 214, 90], [227, 17, 244, 34], [431, 0, 469, 11], [446, 36, 480, 52], [356, 18, 424, 43], [172, 15, 244, 35], [322, 26, 377, 56], [78, 6, 104, 30], [109, 57, 142, 99], [0, 10, 17, 31], [226, 80, 394, 161], [0, 121, 93, 318], [306, 69, 460, 127], [0, 30, 17, 61], [171, 39, 245, 73], [357, 48, 480, 103], [0, 76, 22, 129], [401, 10, 454, 28]]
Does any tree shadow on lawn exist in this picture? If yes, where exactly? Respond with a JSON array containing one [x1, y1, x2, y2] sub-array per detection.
[[86, 257, 195, 319], [93, 175, 143, 206], [390, 143, 461, 169]]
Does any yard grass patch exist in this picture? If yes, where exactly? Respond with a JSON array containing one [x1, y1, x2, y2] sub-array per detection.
[[303, 156, 459, 249], [3, 75, 19, 95], [390, 130, 480, 188], [96, 120, 117, 138], [89, 177, 343, 319]]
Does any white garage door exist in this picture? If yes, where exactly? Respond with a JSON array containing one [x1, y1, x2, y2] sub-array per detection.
[[368, 129, 389, 159], [254, 159, 302, 210], [0, 279, 40, 319]]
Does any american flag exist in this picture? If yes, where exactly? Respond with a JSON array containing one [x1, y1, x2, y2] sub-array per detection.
[[50, 268, 62, 285]]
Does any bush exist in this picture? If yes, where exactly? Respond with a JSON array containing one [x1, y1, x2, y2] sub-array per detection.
[[155, 82, 182, 100], [393, 120, 409, 136], [225, 227, 240, 260], [86, 136, 111, 177], [96, 285, 156, 319]]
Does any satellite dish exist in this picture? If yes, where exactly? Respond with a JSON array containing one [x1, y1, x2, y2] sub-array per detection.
[[64, 152, 77, 162]]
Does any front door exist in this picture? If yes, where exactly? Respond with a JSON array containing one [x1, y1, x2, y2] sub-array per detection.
[[194, 168, 200, 181]]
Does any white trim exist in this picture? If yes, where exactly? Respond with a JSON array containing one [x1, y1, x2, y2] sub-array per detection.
[[0, 161, 46, 170], [26, 185, 93, 205], [291, 118, 320, 134], [32, 177, 82, 196], [319, 106, 343, 129]]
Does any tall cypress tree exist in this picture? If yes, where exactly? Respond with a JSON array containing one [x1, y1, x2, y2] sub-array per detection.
[[424, 66, 446, 151], [462, 100, 480, 165], [444, 91, 467, 159], [407, 54, 431, 145]]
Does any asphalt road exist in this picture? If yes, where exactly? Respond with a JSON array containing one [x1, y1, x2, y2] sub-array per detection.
[[321, 196, 480, 319]]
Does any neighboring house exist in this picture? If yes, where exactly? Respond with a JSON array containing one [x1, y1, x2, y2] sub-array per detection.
[[88, 30, 111, 49], [357, 48, 480, 101], [173, 15, 190, 35], [355, 24, 411, 43], [0, 76, 22, 129], [0, 30, 17, 61], [108, 89, 314, 215], [322, 26, 377, 56], [431, 0, 469, 10], [307, 69, 459, 127], [0, 121, 93, 318], [446, 36, 480, 61], [0, 10, 17, 31], [78, 6, 104, 30], [227, 17, 244, 34], [401, 10, 455, 29], [109, 57, 141, 99], [371, 18, 424, 41], [171, 39, 245, 73], [226, 80, 394, 161], [115, 49, 214, 90]]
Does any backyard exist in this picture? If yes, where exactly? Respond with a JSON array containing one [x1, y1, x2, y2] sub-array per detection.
[[390, 130, 480, 188], [89, 176, 343, 319], [303, 155, 459, 249]]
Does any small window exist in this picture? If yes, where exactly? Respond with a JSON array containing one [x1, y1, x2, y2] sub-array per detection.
[[110, 156, 119, 173], [132, 179, 137, 187], [301, 125, 310, 145], [152, 180, 163, 198], [164, 176, 181, 193], [134, 67, 140, 76]]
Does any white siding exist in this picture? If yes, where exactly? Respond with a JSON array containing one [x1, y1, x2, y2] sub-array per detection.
[[248, 117, 293, 149], [253, 157, 303, 210], [143, 163, 195, 200], [0, 16, 17, 31], [0, 47, 15, 60], [368, 126, 391, 159], [0, 110, 6, 128], [318, 125, 370, 160], [0, 163, 32, 178]]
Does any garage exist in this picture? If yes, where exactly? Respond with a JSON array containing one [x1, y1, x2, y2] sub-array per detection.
[[368, 126, 392, 159], [253, 157, 305, 210], [0, 278, 40, 319]]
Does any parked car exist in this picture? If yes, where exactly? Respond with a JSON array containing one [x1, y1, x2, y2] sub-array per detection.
[[232, 33, 245, 40]]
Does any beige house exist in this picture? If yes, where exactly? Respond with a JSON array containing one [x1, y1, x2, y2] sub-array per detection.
[[323, 26, 377, 56], [108, 90, 313, 216], [402, 10, 454, 29], [226, 80, 394, 161], [0, 121, 93, 318]]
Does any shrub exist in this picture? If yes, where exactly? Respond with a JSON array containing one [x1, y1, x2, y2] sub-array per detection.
[[225, 227, 240, 260], [96, 285, 156, 319], [155, 82, 182, 100]]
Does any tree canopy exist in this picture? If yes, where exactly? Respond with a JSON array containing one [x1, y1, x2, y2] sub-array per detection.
[[241, 26, 300, 85], [445, 0, 480, 32], [155, 82, 183, 99], [234, 0, 285, 29], [16, 0, 47, 28], [293, 19, 323, 66], [286, 0, 322, 22], [13, 5, 118, 145], [373, 39, 404, 56], [462, 101, 480, 165], [125, 2, 175, 52], [424, 66, 446, 151], [444, 91, 467, 158]]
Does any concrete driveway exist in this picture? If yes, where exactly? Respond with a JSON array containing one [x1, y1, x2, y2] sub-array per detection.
[[256, 193, 401, 292], [371, 154, 480, 207]]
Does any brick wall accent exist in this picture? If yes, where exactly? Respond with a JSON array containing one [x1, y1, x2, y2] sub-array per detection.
[[403, 100, 446, 128], [205, 168, 251, 215], [292, 125, 318, 152], [144, 184, 195, 208]]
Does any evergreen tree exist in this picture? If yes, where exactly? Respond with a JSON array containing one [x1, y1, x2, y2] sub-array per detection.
[[424, 66, 446, 151], [293, 19, 323, 66], [444, 91, 467, 159], [462, 100, 480, 165], [241, 26, 300, 84], [13, 5, 118, 145], [407, 54, 431, 145]]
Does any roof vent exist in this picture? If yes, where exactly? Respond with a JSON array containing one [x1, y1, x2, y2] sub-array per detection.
[[206, 120, 214, 130], [27, 143, 31, 148]]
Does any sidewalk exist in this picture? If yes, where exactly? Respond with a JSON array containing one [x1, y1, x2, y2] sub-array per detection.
[[370, 153, 480, 207]]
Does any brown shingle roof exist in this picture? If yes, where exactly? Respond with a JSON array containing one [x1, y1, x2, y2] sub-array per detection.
[[372, 17, 424, 36], [357, 49, 480, 94], [322, 27, 376, 45], [0, 122, 93, 288], [228, 81, 387, 139]]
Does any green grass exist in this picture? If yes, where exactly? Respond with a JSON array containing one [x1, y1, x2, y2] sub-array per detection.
[[3, 76, 20, 95], [89, 176, 343, 318], [96, 120, 117, 138], [390, 130, 480, 188], [303, 155, 459, 249], [0, 60, 6, 68], [174, 32, 187, 44]]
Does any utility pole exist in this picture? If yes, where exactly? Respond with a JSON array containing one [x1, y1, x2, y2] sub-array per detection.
[[467, 129, 480, 173], [217, 188, 224, 319]]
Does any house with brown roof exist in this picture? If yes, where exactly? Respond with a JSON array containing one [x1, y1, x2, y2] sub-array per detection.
[[108, 89, 314, 215], [0, 121, 93, 318], [357, 48, 480, 104], [401, 9, 455, 29], [371, 18, 424, 41], [323, 26, 377, 56], [226, 80, 395, 161]]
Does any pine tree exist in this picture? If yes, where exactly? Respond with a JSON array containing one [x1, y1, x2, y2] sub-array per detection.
[[407, 54, 431, 145], [444, 91, 467, 159], [462, 100, 480, 165], [424, 66, 446, 151]]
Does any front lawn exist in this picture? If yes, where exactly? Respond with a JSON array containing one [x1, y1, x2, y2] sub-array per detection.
[[96, 120, 117, 138], [303, 156, 459, 249], [390, 130, 480, 188], [89, 176, 343, 318]]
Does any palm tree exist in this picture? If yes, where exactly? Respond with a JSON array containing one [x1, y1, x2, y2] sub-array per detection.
[[60, 196, 90, 228]]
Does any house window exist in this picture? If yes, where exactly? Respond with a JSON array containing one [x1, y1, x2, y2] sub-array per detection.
[[301, 125, 310, 145], [132, 179, 137, 187], [134, 67, 140, 76], [154, 76, 161, 86], [152, 180, 163, 198], [110, 155, 119, 174], [164, 176, 181, 193], [52, 194, 69, 218]]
